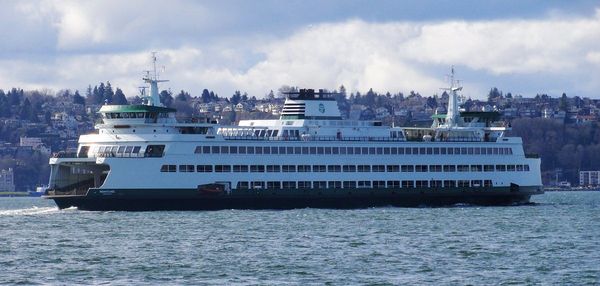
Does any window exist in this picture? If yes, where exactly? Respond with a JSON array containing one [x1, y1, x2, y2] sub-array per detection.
[[415, 165, 428, 172], [433, 148, 440, 155], [298, 165, 311, 172], [317, 147, 324, 154], [343, 181, 356, 189], [302, 147, 309, 154], [517, 165, 524, 171], [484, 180, 493, 187], [420, 147, 426, 154], [347, 147, 354, 155], [145, 145, 165, 157], [372, 165, 385, 172], [237, 182, 249, 189], [430, 180, 442, 188], [457, 165, 469, 172], [507, 165, 516, 172], [282, 165, 296, 172], [327, 165, 341, 172], [358, 181, 371, 188], [427, 148, 433, 155], [255, 147, 262, 154], [524, 165, 530, 171], [401, 165, 414, 172], [391, 148, 398, 155], [444, 180, 456, 188], [230, 146, 238, 154], [328, 181, 342, 189], [443, 165, 456, 172], [279, 147, 286, 154], [484, 165, 495, 172], [429, 165, 442, 172], [215, 165, 231, 172], [471, 180, 483, 187], [387, 181, 400, 188], [271, 147, 278, 154], [343, 165, 356, 172], [221, 146, 229, 154], [212, 146, 220, 154], [373, 181, 385, 188], [325, 147, 332, 154], [447, 148, 454, 155], [250, 165, 265, 172], [239, 146, 246, 154], [376, 148, 383, 154], [358, 165, 371, 172], [160, 165, 176, 172], [194, 146, 203, 154], [197, 165, 212, 172], [313, 165, 326, 172], [233, 165, 248, 172], [263, 147, 270, 154], [298, 181, 311, 188], [471, 165, 483, 172], [251, 181, 264, 189], [415, 180, 428, 188], [267, 165, 280, 172], [314, 181, 327, 189], [179, 165, 194, 172], [458, 180, 470, 187], [402, 180, 414, 188], [282, 181, 296, 189], [132, 146, 141, 154], [384, 147, 390, 155], [267, 181, 281, 189], [387, 165, 400, 172], [440, 148, 446, 155], [496, 165, 506, 171], [247, 147, 255, 154]]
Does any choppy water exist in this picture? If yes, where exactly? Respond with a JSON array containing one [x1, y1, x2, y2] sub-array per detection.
[[0, 192, 599, 285]]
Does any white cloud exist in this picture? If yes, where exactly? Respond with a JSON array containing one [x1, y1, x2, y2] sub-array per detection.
[[1, 2, 600, 100]]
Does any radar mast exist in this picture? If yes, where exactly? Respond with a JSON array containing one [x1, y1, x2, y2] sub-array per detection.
[[142, 52, 169, 106]]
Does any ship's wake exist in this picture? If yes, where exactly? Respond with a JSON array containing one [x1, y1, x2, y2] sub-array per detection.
[[0, 206, 76, 216]]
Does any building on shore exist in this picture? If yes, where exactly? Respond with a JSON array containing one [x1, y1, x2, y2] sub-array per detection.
[[0, 168, 15, 192], [579, 170, 600, 186]]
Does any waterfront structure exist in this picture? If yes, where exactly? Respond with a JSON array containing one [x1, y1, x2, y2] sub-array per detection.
[[44, 61, 543, 210], [0, 168, 15, 192], [579, 170, 600, 186]]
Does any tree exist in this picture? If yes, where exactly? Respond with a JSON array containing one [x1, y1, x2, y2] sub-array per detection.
[[104, 82, 114, 104], [558, 93, 568, 112], [159, 90, 173, 107], [113, 88, 127, 105], [73, 90, 85, 105], [201, 89, 211, 103], [230, 91, 242, 105]]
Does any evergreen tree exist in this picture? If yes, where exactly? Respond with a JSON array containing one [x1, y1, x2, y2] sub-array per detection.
[[559, 93, 568, 111], [113, 88, 127, 105], [104, 82, 114, 104], [201, 89, 211, 103], [241, 92, 248, 102], [231, 91, 242, 105], [73, 90, 85, 105], [159, 90, 173, 107]]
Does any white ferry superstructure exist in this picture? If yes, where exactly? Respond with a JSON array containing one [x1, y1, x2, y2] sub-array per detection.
[[44, 65, 543, 210]]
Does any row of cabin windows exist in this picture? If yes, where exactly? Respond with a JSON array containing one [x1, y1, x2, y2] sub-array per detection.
[[235, 180, 493, 189], [82, 144, 165, 158], [194, 145, 514, 156], [161, 164, 530, 173]]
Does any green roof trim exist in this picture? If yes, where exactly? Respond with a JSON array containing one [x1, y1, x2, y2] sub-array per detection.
[[99, 105, 176, 113], [431, 114, 447, 119]]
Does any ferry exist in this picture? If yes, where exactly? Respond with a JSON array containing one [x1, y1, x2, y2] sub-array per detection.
[[44, 60, 543, 210]]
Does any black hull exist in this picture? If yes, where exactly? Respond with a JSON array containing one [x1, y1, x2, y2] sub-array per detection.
[[45, 187, 543, 211]]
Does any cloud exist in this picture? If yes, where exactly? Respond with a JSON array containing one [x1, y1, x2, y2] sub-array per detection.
[[1, 2, 600, 100]]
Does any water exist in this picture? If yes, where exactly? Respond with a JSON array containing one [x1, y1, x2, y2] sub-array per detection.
[[0, 192, 599, 285]]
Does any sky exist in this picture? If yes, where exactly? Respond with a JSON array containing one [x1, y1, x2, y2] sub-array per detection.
[[1, 0, 599, 100]]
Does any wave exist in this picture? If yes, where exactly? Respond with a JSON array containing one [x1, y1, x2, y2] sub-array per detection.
[[0, 206, 75, 216]]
